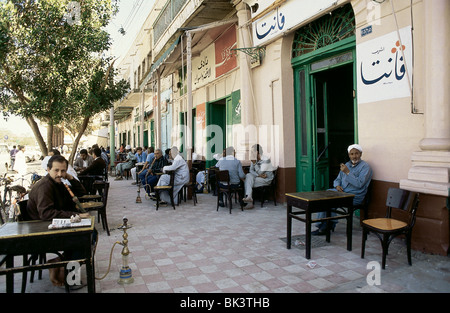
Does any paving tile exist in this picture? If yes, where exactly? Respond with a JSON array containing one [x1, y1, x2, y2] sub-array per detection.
[[2, 177, 448, 295]]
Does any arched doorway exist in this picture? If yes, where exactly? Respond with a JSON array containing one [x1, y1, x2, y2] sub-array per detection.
[[292, 3, 357, 191]]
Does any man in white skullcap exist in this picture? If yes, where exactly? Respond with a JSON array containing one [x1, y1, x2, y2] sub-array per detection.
[[155, 146, 190, 205], [313, 143, 373, 235]]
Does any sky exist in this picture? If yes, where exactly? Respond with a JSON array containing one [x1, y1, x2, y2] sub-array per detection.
[[106, 0, 155, 62], [1, 0, 155, 138]]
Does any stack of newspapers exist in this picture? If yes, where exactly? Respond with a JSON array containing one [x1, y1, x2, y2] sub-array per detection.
[[48, 218, 92, 229]]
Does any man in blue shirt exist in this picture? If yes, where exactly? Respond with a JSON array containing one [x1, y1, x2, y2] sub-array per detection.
[[138, 147, 155, 186], [130, 147, 146, 184], [313, 144, 373, 235], [216, 146, 246, 208]]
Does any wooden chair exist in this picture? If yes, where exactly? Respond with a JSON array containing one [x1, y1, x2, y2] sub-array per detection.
[[361, 188, 420, 269], [216, 170, 244, 214], [154, 170, 176, 210], [252, 167, 278, 207], [88, 181, 110, 236], [78, 175, 104, 203], [179, 168, 198, 206], [16, 200, 48, 292]]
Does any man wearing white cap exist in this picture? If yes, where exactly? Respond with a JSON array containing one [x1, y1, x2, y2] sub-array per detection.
[[115, 145, 136, 180], [313, 143, 372, 235]]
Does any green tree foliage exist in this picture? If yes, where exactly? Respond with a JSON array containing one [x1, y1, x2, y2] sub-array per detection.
[[0, 0, 129, 163]]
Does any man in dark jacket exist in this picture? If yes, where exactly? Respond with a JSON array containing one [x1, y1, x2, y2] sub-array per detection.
[[26, 155, 90, 286], [79, 147, 106, 176], [27, 155, 89, 221]]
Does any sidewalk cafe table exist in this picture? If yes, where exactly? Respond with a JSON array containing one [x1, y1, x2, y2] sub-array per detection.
[[0, 217, 96, 293], [286, 191, 355, 259]]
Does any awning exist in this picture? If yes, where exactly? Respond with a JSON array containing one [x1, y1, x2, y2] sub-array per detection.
[[139, 35, 181, 90], [113, 106, 133, 120]]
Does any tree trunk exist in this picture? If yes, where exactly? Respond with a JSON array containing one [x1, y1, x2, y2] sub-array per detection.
[[26, 116, 48, 157], [47, 123, 53, 153], [68, 115, 90, 165]]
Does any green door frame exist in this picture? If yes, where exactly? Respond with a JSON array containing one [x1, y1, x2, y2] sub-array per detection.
[[292, 36, 357, 192]]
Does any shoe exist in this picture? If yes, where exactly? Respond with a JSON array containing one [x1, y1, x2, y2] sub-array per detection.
[[218, 200, 225, 207], [131, 182, 137, 185], [243, 203, 254, 210], [311, 229, 327, 236], [114, 176, 123, 181], [312, 225, 336, 236], [242, 196, 253, 203]]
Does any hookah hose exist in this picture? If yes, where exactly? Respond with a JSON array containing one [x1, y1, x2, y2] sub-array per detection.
[[95, 240, 121, 280], [63, 182, 87, 213]]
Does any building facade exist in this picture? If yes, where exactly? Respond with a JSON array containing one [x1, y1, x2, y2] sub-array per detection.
[[111, 0, 449, 255]]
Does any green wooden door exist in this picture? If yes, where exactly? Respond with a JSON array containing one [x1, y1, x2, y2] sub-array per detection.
[[150, 119, 155, 148], [294, 68, 330, 192], [206, 100, 226, 168], [312, 75, 329, 191]]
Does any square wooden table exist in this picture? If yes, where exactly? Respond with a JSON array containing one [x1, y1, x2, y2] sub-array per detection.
[[0, 217, 96, 293], [286, 191, 355, 259]]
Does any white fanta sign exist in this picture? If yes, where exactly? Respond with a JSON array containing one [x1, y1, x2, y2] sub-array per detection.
[[356, 26, 413, 104]]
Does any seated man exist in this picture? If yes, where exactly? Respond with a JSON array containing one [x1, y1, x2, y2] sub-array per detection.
[[115, 145, 136, 180], [130, 147, 146, 184], [313, 144, 373, 235], [26, 155, 91, 286], [216, 146, 246, 208], [92, 144, 109, 169], [79, 147, 107, 176], [73, 149, 93, 172], [143, 148, 167, 196], [155, 147, 189, 205], [243, 144, 275, 208], [138, 147, 155, 184], [42, 148, 78, 180]]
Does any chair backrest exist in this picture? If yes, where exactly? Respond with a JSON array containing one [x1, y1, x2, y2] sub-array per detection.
[[189, 168, 197, 184], [16, 199, 32, 221], [165, 170, 176, 187], [78, 175, 96, 195], [386, 188, 420, 227], [217, 170, 230, 185], [94, 181, 110, 208], [271, 167, 278, 187]]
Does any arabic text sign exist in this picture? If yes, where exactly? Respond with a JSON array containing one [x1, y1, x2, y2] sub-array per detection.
[[192, 44, 216, 88], [252, 0, 337, 46], [356, 26, 412, 104], [215, 26, 237, 78]]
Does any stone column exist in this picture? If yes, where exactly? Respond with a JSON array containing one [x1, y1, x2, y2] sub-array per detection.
[[235, 0, 254, 160], [400, 0, 450, 196], [140, 89, 145, 147]]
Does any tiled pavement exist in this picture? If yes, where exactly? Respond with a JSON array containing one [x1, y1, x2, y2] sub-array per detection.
[[1, 177, 449, 294]]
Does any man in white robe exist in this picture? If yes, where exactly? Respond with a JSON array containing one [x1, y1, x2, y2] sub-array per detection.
[[156, 147, 189, 205], [243, 144, 276, 204]]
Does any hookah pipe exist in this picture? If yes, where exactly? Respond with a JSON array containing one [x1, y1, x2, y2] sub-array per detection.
[[63, 181, 87, 213], [95, 216, 133, 284]]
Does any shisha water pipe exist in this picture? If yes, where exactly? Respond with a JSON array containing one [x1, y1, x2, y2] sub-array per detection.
[[62, 179, 87, 213], [136, 181, 142, 203], [95, 217, 134, 285], [117, 216, 133, 284]]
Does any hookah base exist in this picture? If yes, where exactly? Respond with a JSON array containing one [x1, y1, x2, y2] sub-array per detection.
[[118, 266, 134, 284]]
